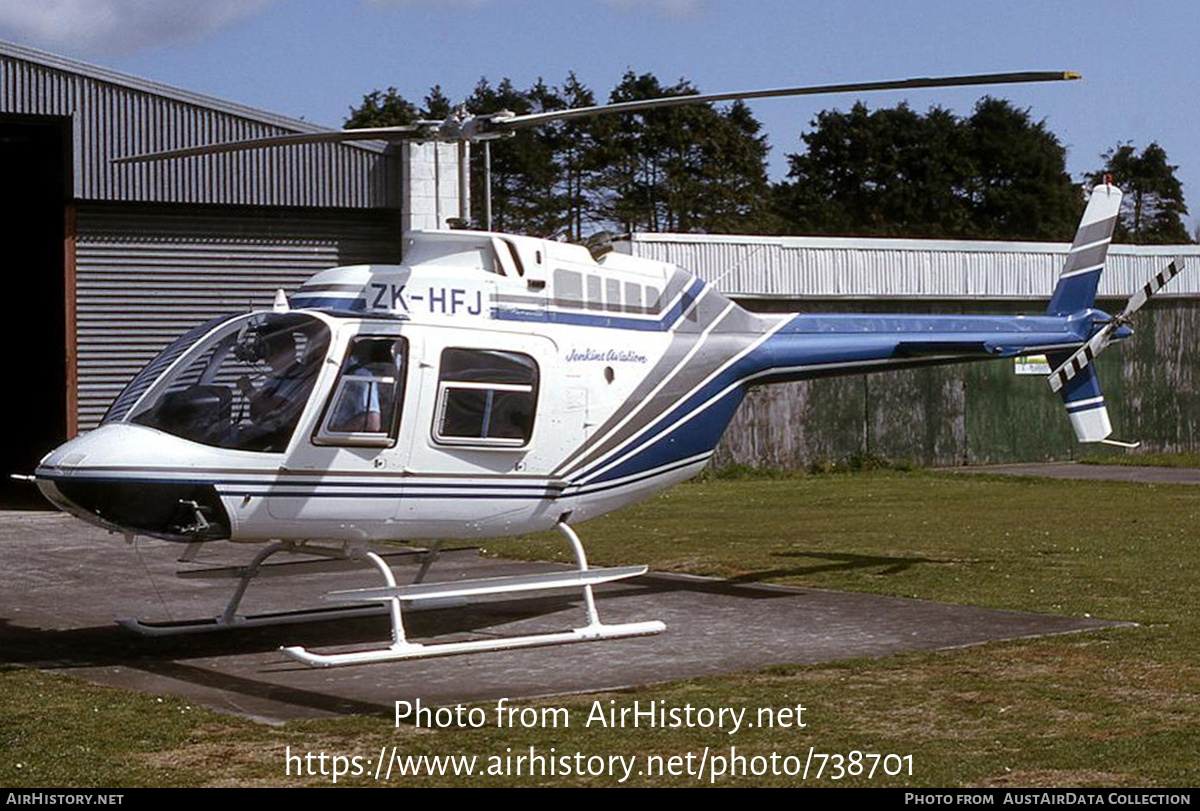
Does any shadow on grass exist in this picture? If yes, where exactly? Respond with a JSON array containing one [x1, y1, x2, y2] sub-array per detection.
[[730, 549, 951, 583]]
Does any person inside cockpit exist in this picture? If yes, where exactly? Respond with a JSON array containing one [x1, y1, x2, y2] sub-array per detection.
[[238, 330, 306, 421], [233, 327, 316, 450]]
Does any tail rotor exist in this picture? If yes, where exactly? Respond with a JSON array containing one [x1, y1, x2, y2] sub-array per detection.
[[1048, 257, 1185, 394]]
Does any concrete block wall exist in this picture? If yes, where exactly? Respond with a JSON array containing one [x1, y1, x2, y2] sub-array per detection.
[[401, 141, 469, 233]]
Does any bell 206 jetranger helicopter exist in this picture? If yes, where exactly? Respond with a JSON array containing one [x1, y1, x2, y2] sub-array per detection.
[[33, 71, 1186, 666]]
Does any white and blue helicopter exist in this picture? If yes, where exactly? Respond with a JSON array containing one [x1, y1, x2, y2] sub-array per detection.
[[32, 71, 1186, 666]]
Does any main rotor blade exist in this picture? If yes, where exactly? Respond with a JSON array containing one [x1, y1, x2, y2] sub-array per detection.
[[113, 70, 1078, 163], [496, 70, 1081, 131], [112, 123, 433, 164]]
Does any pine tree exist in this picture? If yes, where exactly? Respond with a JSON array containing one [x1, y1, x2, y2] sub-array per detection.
[[555, 73, 606, 241], [1091, 142, 1191, 244], [965, 98, 1080, 240], [464, 77, 564, 235], [593, 71, 771, 234], [345, 72, 771, 238], [345, 87, 419, 129]]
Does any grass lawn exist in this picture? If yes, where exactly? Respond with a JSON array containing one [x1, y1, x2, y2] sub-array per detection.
[[2, 470, 1198, 787]]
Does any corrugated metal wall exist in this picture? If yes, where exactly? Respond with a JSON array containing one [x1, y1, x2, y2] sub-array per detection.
[[0, 41, 396, 208], [620, 234, 1200, 300], [74, 204, 402, 429]]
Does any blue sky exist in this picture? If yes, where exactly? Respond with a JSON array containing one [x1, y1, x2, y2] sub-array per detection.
[[1, 0, 1196, 232]]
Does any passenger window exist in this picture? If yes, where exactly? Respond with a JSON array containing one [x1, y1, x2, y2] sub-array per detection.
[[434, 348, 538, 447], [316, 337, 406, 446]]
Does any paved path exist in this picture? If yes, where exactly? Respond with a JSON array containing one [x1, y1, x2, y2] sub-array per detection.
[[950, 461, 1200, 485]]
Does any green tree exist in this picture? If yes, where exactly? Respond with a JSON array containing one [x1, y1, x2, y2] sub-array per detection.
[[345, 85, 455, 127], [553, 72, 607, 241], [1090, 142, 1191, 244], [965, 98, 1081, 240], [422, 85, 453, 120], [776, 102, 971, 236], [345, 72, 772, 238], [776, 98, 1081, 240], [593, 71, 771, 234], [345, 87, 419, 129]]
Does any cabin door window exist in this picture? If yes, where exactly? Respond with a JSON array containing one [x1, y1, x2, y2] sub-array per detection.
[[315, 336, 407, 447]]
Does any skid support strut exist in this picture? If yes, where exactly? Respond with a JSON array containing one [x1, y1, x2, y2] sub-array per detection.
[[281, 521, 665, 667], [117, 541, 394, 636]]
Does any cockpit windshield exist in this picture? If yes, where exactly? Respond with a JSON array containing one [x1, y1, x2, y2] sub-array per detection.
[[119, 313, 331, 452]]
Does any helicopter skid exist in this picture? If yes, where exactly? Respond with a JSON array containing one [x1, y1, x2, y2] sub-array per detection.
[[116, 598, 468, 637], [281, 620, 666, 667], [117, 524, 664, 663], [284, 521, 664, 667], [117, 604, 390, 636]]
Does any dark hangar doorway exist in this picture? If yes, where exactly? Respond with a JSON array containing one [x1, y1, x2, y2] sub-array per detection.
[[0, 116, 69, 506]]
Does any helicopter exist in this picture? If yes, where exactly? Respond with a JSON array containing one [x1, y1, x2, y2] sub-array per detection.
[[31, 71, 1187, 667]]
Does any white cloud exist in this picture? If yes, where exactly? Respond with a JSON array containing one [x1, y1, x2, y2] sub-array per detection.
[[0, 0, 279, 57]]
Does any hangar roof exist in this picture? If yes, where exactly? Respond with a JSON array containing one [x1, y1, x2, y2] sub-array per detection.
[[0, 39, 395, 209]]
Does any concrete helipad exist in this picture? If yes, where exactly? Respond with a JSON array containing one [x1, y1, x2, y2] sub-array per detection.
[[0, 512, 1127, 724]]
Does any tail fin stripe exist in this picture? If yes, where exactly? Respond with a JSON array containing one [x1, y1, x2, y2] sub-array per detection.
[[1046, 187, 1122, 316], [1070, 216, 1119, 249], [1064, 244, 1111, 272], [1070, 236, 1112, 254], [1059, 262, 1105, 280]]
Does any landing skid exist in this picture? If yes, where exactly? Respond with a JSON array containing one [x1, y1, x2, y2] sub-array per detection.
[[283, 522, 664, 667], [121, 523, 665, 665], [118, 540, 453, 636], [117, 605, 389, 636]]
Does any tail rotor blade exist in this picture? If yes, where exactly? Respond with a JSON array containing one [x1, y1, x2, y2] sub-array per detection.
[[1048, 326, 1113, 393], [1120, 258, 1184, 320]]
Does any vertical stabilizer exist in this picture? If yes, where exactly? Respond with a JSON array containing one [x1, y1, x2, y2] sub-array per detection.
[[1059, 366, 1112, 442], [1045, 183, 1122, 442], [1046, 184, 1122, 316]]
